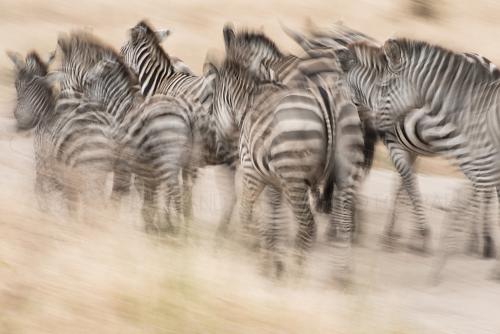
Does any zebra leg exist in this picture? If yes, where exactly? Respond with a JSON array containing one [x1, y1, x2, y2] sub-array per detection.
[[34, 170, 53, 214], [386, 139, 429, 253], [382, 178, 406, 250], [433, 184, 477, 283], [111, 159, 132, 213], [481, 189, 495, 259], [261, 186, 286, 279], [164, 172, 185, 236], [142, 179, 160, 234], [239, 170, 265, 249], [284, 183, 317, 272], [182, 167, 195, 238], [329, 184, 355, 282], [215, 168, 238, 239]]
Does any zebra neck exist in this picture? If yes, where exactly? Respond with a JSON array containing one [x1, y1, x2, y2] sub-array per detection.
[[104, 88, 137, 121], [138, 57, 173, 97]]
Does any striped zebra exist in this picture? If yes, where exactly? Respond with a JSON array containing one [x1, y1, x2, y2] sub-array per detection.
[[8, 50, 114, 217], [284, 22, 500, 256], [208, 43, 365, 278], [220, 25, 376, 247], [339, 38, 500, 278], [119, 20, 237, 236], [120, 21, 214, 112], [57, 31, 215, 234]]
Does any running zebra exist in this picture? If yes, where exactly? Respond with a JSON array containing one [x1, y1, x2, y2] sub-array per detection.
[[8, 50, 114, 217], [339, 38, 500, 278], [120, 21, 214, 112], [57, 31, 215, 234], [208, 44, 365, 278], [119, 20, 238, 236], [283, 22, 500, 255], [220, 26, 375, 224]]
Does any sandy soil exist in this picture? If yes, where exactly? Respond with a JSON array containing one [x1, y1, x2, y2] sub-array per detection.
[[1, 1, 500, 333]]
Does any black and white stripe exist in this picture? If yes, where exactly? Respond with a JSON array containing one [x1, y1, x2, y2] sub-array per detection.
[[8, 50, 114, 216], [210, 49, 364, 278], [341, 37, 500, 277]]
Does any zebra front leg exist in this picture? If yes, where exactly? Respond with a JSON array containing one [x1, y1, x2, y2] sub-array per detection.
[[110, 160, 133, 222], [261, 186, 286, 279], [432, 184, 476, 284], [386, 138, 430, 253]]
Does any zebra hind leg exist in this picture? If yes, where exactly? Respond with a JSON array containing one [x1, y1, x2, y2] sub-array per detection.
[[163, 173, 185, 237], [239, 170, 265, 251], [285, 183, 317, 278], [261, 186, 286, 279], [142, 179, 160, 234]]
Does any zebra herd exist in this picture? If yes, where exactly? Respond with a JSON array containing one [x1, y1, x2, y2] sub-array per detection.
[[7, 19, 500, 281]]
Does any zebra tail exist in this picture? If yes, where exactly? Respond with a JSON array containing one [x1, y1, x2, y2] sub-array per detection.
[[361, 117, 378, 173]]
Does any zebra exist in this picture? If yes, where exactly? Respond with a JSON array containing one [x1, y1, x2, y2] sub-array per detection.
[[120, 21, 214, 112], [338, 38, 500, 278], [7, 50, 114, 218], [220, 24, 377, 242], [208, 43, 365, 279], [283, 22, 500, 256], [57, 31, 215, 235], [119, 20, 237, 236]]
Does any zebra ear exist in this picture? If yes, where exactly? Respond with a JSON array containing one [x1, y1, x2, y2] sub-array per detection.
[[223, 23, 236, 50], [46, 51, 56, 66], [383, 39, 402, 69], [203, 61, 219, 78], [155, 29, 172, 42], [6, 51, 25, 70], [335, 48, 357, 72]]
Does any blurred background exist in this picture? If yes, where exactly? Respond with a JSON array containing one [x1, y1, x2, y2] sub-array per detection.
[[1, 1, 499, 333]]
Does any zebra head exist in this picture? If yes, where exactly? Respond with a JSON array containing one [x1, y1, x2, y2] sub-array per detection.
[[120, 20, 174, 89], [57, 31, 119, 94], [376, 39, 425, 131], [8, 50, 56, 130]]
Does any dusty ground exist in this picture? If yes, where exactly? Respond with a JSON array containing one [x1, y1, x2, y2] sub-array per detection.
[[1, 0, 500, 333]]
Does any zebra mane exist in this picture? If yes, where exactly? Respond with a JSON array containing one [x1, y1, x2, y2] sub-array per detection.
[[59, 31, 122, 68], [232, 30, 284, 58], [391, 38, 497, 79], [348, 42, 387, 71]]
